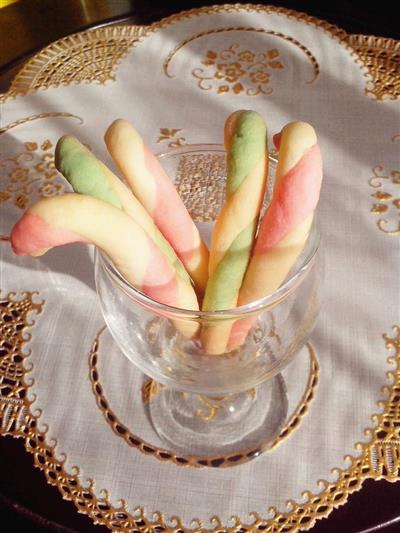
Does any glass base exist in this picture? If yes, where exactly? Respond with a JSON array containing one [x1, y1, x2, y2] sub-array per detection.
[[91, 326, 318, 467], [147, 378, 288, 456]]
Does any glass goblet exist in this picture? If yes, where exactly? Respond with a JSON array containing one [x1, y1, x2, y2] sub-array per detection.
[[94, 144, 322, 459]]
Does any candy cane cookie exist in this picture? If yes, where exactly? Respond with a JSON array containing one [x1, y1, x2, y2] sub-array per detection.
[[229, 121, 323, 348], [10, 194, 199, 336], [201, 110, 268, 354], [104, 119, 209, 294]]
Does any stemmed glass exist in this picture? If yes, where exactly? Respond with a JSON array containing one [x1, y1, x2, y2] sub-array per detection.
[[94, 144, 322, 459]]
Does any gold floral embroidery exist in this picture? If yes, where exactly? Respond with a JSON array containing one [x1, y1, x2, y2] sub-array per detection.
[[9, 168, 29, 183], [24, 142, 38, 151], [164, 28, 319, 96], [193, 44, 284, 96], [157, 128, 187, 148], [371, 191, 393, 201], [195, 389, 257, 422], [371, 204, 389, 214], [0, 192, 11, 202], [15, 195, 28, 210], [142, 378, 160, 405], [369, 165, 400, 235], [0, 139, 66, 209], [38, 182, 63, 197], [195, 394, 221, 421]]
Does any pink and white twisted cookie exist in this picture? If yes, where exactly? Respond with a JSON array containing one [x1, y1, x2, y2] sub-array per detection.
[[10, 194, 199, 336], [104, 119, 209, 295], [229, 121, 323, 348]]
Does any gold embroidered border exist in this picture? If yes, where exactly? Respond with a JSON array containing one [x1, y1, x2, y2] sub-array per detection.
[[0, 112, 83, 135], [347, 34, 400, 100], [88, 327, 319, 468], [0, 5, 398, 102], [1, 291, 400, 532], [0, 25, 146, 103]]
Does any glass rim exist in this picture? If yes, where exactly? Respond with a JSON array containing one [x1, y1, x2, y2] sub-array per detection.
[[156, 142, 279, 164], [97, 143, 320, 319]]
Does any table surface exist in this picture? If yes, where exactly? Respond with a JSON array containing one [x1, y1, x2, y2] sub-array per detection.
[[0, 1, 399, 532]]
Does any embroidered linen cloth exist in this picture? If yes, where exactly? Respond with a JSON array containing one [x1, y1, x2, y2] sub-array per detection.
[[1, 5, 399, 530]]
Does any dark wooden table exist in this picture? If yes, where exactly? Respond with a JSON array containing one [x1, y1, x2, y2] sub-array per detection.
[[1, 1, 399, 531]]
